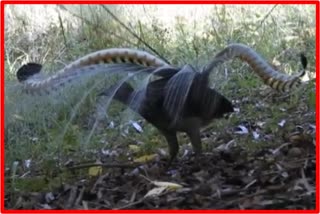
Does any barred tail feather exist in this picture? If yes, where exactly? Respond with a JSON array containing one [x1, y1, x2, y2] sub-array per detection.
[[17, 48, 170, 94], [203, 43, 307, 92]]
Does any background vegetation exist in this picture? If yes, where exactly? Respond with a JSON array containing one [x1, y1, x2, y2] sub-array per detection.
[[4, 4, 316, 208]]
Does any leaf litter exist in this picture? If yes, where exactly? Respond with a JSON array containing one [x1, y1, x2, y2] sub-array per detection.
[[5, 86, 316, 210]]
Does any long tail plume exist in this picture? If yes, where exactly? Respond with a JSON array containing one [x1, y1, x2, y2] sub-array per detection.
[[202, 43, 307, 92], [17, 48, 171, 94]]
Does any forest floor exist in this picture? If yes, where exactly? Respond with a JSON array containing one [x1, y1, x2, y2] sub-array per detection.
[[5, 81, 316, 210]]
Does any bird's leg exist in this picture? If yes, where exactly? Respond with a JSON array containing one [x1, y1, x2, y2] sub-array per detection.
[[161, 130, 179, 166], [186, 127, 202, 156]]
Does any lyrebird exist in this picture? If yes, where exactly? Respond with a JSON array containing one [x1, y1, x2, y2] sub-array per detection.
[[17, 43, 307, 162]]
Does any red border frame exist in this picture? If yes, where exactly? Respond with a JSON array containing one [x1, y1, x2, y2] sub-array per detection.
[[1, 1, 319, 213]]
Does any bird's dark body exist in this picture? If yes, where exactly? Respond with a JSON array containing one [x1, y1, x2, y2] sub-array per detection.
[[100, 72, 234, 162]]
